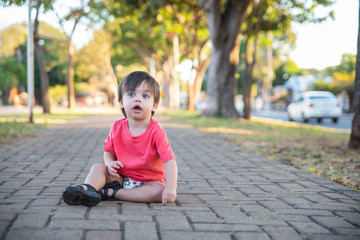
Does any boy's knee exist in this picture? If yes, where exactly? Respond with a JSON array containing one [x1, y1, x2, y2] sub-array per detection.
[[90, 163, 107, 172], [146, 181, 165, 193]]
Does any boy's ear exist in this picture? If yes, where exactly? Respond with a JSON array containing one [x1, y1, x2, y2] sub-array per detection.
[[119, 100, 124, 108], [152, 102, 159, 112]]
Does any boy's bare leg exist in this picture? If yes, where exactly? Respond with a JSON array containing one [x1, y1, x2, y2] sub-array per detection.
[[114, 181, 165, 203], [63, 163, 108, 207], [81, 164, 106, 190], [83, 163, 123, 191]]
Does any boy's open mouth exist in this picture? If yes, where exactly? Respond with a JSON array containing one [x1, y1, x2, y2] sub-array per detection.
[[132, 105, 142, 111]]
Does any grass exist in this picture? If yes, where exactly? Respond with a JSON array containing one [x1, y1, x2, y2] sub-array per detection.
[[0, 121, 39, 141], [0, 112, 87, 142], [162, 110, 360, 190], [0, 106, 122, 142]]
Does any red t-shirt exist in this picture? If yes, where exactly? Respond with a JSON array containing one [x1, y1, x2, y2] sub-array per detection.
[[103, 118, 175, 182]]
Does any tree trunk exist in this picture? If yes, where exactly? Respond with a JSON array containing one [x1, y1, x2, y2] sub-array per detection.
[[188, 68, 208, 112], [34, 0, 51, 113], [66, 37, 75, 109], [162, 56, 180, 110], [200, 0, 251, 118], [104, 56, 118, 106], [1, 90, 10, 105], [243, 64, 254, 119], [263, 31, 273, 111], [172, 33, 180, 110], [349, 4, 360, 149], [188, 44, 211, 112], [34, 41, 51, 113], [242, 0, 263, 119], [162, 58, 173, 108]]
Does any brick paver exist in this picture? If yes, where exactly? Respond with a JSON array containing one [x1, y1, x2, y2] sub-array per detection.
[[1, 114, 360, 240]]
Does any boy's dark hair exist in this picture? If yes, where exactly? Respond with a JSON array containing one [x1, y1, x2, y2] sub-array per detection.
[[118, 71, 160, 117]]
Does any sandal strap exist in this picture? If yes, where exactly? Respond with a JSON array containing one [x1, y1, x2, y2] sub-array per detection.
[[110, 189, 117, 199], [83, 184, 97, 192], [105, 181, 122, 189], [101, 181, 122, 200]]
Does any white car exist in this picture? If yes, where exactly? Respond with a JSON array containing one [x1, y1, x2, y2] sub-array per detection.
[[287, 91, 342, 123]]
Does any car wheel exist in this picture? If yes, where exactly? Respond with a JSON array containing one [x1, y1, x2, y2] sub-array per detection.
[[317, 118, 322, 123], [302, 113, 308, 123], [287, 111, 294, 121], [332, 118, 338, 123]]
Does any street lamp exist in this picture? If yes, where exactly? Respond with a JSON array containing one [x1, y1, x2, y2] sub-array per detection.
[[27, 0, 34, 123]]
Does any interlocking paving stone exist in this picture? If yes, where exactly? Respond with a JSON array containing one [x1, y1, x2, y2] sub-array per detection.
[[11, 213, 49, 229], [263, 226, 303, 240], [85, 230, 122, 240], [160, 231, 231, 240], [1, 113, 360, 239], [124, 222, 157, 240], [6, 229, 83, 240]]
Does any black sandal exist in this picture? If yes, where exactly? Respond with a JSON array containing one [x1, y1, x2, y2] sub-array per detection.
[[62, 184, 101, 207], [99, 181, 122, 201]]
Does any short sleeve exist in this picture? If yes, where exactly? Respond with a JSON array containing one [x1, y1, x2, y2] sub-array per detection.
[[155, 128, 175, 163], [104, 125, 115, 154]]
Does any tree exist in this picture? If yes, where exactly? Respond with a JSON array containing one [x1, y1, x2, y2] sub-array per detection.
[[312, 54, 356, 109], [155, 3, 209, 111], [187, 39, 211, 112], [102, 10, 173, 106], [0, 24, 27, 57], [242, 0, 264, 119], [0, 55, 26, 104], [0, 23, 27, 104], [33, 0, 54, 113], [55, 1, 90, 109], [1, 0, 54, 113], [200, 0, 335, 119], [100, 0, 210, 111], [274, 60, 300, 87], [95, 0, 173, 107], [242, 0, 335, 119], [199, 0, 251, 118], [349, 5, 360, 149], [0, 21, 67, 106], [76, 29, 118, 105]]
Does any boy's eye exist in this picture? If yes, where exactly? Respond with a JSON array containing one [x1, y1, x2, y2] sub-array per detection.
[[128, 93, 135, 97], [143, 94, 150, 99]]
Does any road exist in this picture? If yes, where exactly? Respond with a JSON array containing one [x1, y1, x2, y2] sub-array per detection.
[[252, 110, 353, 131]]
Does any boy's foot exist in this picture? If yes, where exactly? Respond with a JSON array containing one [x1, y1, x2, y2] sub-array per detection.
[[99, 181, 122, 201], [62, 184, 101, 207]]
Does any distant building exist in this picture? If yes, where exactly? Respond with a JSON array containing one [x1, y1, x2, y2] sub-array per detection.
[[285, 75, 316, 103]]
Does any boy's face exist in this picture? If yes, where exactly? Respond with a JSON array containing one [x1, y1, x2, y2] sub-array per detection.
[[119, 81, 158, 120]]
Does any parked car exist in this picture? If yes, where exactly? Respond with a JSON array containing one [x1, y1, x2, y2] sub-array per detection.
[[287, 91, 341, 123]]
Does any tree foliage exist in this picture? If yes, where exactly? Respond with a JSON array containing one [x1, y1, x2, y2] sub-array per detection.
[[313, 54, 356, 94], [0, 24, 27, 57], [97, 0, 209, 109], [76, 29, 118, 104], [0, 21, 67, 105], [240, 0, 335, 119]]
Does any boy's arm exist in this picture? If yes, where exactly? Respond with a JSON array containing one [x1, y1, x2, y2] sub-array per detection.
[[103, 151, 116, 165], [104, 151, 123, 179], [162, 159, 178, 205]]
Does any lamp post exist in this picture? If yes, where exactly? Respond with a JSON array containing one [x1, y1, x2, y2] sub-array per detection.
[[27, 0, 34, 123]]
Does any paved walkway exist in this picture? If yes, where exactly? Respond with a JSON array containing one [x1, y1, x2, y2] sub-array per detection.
[[0, 114, 360, 240]]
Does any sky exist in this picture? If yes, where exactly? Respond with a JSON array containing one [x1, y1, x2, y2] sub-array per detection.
[[0, 0, 358, 70], [289, 0, 358, 70]]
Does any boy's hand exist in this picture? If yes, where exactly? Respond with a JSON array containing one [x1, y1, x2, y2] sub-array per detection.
[[106, 161, 123, 179], [162, 187, 177, 205]]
